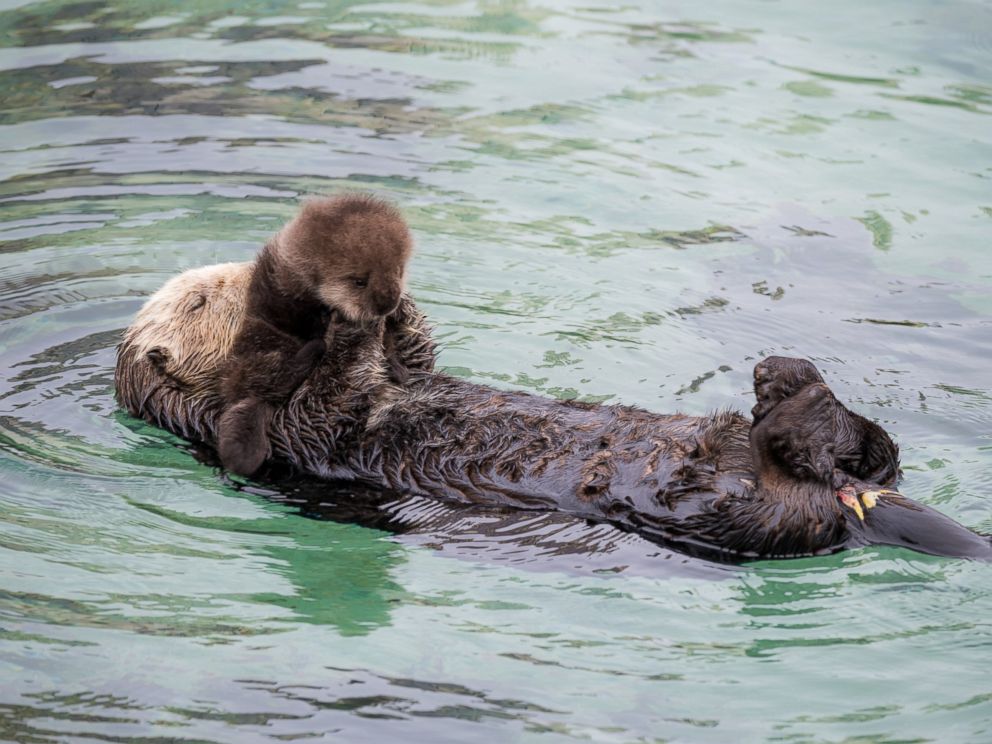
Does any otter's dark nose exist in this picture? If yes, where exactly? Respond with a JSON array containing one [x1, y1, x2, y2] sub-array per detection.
[[371, 290, 401, 317]]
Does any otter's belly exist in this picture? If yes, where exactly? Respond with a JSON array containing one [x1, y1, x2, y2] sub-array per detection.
[[288, 375, 757, 541]]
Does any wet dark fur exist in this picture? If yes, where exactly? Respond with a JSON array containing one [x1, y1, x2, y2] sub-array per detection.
[[752, 356, 900, 486], [217, 194, 413, 476], [117, 284, 991, 562]]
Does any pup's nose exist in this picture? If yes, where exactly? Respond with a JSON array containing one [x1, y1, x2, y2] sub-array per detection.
[[372, 290, 401, 317]]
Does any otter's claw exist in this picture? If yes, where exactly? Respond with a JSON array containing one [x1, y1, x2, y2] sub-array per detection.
[[838, 486, 901, 520], [838, 488, 865, 521], [858, 489, 900, 509]]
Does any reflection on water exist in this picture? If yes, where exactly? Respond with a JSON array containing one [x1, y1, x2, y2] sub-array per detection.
[[247, 472, 731, 578], [1, 0, 991, 741]]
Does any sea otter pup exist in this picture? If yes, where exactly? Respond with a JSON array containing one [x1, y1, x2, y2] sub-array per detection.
[[217, 194, 414, 477], [115, 265, 991, 562]]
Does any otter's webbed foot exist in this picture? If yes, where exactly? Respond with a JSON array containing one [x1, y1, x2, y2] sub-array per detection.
[[752, 356, 825, 423], [835, 414, 900, 487], [217, 398, 274, 477], [751, 356, 901, 487], [752, 382, 840, 483]]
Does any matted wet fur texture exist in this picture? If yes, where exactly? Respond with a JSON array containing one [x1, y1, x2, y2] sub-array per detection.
[[117, 265, 991, 562]]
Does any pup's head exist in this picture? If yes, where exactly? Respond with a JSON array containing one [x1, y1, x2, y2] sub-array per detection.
[[278, 193, 412, 323]]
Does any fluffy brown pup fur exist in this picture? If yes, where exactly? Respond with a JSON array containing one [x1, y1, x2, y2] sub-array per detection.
[[217, 194, 413, 477]]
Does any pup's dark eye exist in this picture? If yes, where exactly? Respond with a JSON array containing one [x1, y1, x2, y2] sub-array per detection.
[[352, 277, 368, 288]]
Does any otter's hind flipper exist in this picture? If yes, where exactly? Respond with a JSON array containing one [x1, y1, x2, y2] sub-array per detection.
[[218, 398, 274, 476], [836, 412, 900, 487], [752, 356, 825, 423], [751, 356, 901, 487], [751, 382, 839, 483]]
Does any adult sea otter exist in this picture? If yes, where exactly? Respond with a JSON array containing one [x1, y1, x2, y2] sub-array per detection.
[[115, 262, 991, 562]]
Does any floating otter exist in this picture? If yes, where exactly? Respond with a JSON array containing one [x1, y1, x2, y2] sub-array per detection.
[[116, 264, 991, 562], [216, 194, 414, 476]]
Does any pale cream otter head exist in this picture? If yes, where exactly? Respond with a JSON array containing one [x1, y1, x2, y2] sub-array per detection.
[[117, 262, 251, 415], [274, 194, 412, 324]]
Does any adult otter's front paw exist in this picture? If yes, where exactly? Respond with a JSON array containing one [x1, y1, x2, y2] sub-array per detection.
[[752, 356, 826, 422]]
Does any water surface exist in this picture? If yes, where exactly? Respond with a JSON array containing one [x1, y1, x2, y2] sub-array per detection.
[[1, 0, 991, 741]]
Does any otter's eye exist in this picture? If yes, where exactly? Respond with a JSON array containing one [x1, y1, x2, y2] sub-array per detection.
[[352, 276, 368, 289]]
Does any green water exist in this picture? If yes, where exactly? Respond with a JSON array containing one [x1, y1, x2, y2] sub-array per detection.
[[1, 0, 991, 741]]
